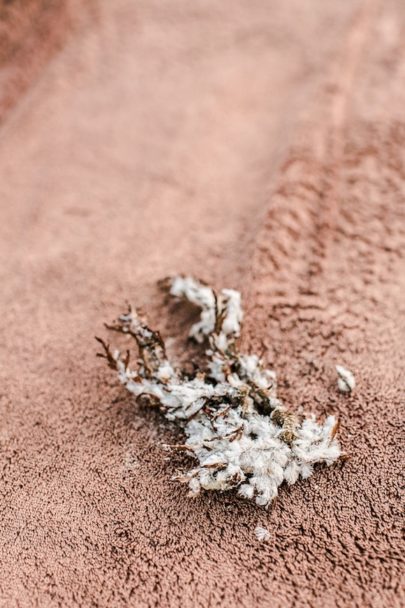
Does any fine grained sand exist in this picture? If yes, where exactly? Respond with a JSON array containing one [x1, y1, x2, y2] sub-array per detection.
[[0, 1, 404, 606]]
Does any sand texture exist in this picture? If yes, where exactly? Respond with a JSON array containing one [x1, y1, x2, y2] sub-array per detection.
[[0, 1, 404, 606]]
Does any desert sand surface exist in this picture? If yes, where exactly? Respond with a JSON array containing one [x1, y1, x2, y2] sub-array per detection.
[[0, 1, 404, 606]]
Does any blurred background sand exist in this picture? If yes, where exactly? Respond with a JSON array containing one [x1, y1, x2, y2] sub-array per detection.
[[0, 1, 404, 606]]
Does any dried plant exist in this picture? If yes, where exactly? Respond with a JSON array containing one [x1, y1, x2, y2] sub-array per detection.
[[97, 276, 343, 507]]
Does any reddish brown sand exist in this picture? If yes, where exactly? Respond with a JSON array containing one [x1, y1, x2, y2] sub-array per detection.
[[0, 1, 404, 606]]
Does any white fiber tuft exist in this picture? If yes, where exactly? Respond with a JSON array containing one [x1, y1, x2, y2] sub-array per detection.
[[336, 365, 355, 393], [255, 526, 270, 541]]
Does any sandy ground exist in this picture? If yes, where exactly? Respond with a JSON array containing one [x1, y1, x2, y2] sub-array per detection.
[[0, 1, 404, 606]]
